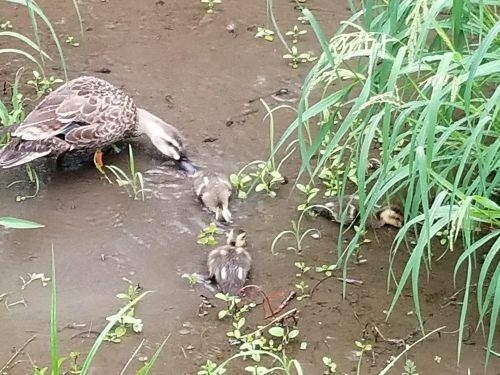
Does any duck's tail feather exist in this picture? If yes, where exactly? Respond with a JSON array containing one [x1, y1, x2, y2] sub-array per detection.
[[0, 139, 52, 168], [219, 271, 245, 297]]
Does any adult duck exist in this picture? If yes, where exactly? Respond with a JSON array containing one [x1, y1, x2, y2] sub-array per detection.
[[0, 75, 196, 175]]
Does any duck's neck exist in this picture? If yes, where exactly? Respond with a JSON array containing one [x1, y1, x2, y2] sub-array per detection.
[[136, 108, 171, 138]]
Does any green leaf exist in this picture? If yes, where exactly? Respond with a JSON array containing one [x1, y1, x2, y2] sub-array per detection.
[[255, 184, 265, 192], [229, 174, 239, 184], [0, 217, 44, 229], [268, 326, 284, 337], [241, 175, 252, 184], [115, 326, 127, 337], [237, 317, 246, 329], [288, 329, 299, 339]]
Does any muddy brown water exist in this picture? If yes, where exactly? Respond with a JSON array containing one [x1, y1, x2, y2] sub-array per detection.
[[0, 1, 498, 374]]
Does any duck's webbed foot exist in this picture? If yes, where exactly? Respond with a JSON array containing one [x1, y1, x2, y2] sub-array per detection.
[[93, 149, 105, 174]]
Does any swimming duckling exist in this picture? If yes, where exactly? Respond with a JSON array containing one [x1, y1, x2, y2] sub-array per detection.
[[314, 194, 403, 229], [193, 171, 233, 223], [207, 229, 251, 296]]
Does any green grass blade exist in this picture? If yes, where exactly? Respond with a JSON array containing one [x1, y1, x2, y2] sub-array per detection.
[[50, 246, 60, 375], [135, 334, 171, 375], [79, 291, 153, 375], [0, 217, 44, 229], [0, 30, 51, 58], [0, 48, 42, 65]]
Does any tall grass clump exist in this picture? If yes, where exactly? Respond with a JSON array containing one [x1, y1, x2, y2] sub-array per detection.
[[269, 0, 500, 367], [0, 0, 81, 127], [0, 0, 80, 222]]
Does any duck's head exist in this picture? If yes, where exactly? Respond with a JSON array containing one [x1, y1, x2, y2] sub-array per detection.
[[226, 228, 247, 247], [377, 206, 404, 228], [136, 108, 196, 176]]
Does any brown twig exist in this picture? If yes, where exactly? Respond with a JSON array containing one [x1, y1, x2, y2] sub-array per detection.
[[242, 308, 299, 339], [265, 291, 296, 319], [441, 284, 477, 308], [337, 277, 363, 286], [311, 276, 364, 297], [239, 285, 273, 318], [371, 321, 424, 348], [71, 331, 101, 339], [0, 335, 36, 373], [310, 276, 330, 297]]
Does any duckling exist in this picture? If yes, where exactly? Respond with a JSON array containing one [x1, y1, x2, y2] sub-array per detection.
[[193, 171, 233, 223], [314, 194, 403, 229], [207, 229, 251, 296]]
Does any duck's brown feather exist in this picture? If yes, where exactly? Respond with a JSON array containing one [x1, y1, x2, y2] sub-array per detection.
[[0, 76, 138, 167]]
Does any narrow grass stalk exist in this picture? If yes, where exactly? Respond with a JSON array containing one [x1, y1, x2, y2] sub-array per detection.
[[266, 0, 500, 367]]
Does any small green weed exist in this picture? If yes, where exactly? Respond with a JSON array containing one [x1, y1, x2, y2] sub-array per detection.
[[315, 264, 336, 277], [68, 352, 80, 375], [285, 25, 307, 44], [27, 70, 63, 97], [294, 262, 310, 276], [104, 145, 151, 200], [317, 142, 359, 198], [355, 341, 372, 375], [322, 357, 337, 374], [1, 20, 13, 29], [65, 36, 79, 47], [297, 16, 310, 25], [229, 173, 252, 199], [181, 273, 199, 287], [271, 208, 321, 254], [8, 164, 41, 202], [201, 0, 221, 13], [0, 69, 25, 128], [231, 160, 286, 199], [197, 360, 220, 375], [197, 222, 223, 245], [436, 229, 450, 247], [296, 183, 319, 212], [255, 27, 274, 41], [283, 46, 317, 68], [402, 359, 419, 375], [104, 281, 144, 343], [294, 280, 309, 301], [216, 292, 254, 322]]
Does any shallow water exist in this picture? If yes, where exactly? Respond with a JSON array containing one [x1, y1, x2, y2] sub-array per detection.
[[0, 0, 498, 374]]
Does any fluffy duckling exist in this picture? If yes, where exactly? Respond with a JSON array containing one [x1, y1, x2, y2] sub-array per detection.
[[314, 194, 403, 229], [193, 171, 233, 223], [207, 229, 251, 296]]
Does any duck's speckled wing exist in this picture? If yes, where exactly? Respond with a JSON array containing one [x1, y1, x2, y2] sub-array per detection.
[[13, 76, 136, 149]]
